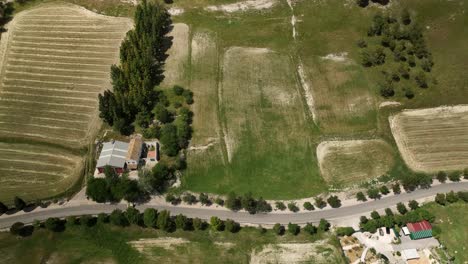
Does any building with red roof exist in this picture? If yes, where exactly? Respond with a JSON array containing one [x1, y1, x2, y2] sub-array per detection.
[[406, 220, 433, 240]]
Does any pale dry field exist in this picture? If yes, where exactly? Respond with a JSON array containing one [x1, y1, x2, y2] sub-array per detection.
[[0, 3, 131, 202], [390, 105, 468, 172], [0, 3, 132, 147], [160, 23, 190, 88], [250, 240, 345, 264], [0, 142, 82, 203], [316, 139, 394, 185]]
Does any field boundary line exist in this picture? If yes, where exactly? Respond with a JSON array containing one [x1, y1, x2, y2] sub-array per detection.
[[0, 98, 95, 108], [0, 91, 98, 102], [6, 64, 109, 74]]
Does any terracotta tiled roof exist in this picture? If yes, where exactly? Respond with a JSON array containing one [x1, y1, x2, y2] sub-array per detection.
[[125, 137, 143, 161], [407, 220, 432, 232]]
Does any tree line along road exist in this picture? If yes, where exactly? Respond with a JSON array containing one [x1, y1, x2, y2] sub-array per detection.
[[0, 182, 467, 229]]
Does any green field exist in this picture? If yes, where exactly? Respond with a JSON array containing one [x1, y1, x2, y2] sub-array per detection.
[[0, 224, 345, 264], [425, 202, 468, 264]]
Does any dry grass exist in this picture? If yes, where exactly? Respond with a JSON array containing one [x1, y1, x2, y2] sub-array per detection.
[[0, 3, 131, 202], [317, 139, 394, 186], [390, 105, 468, 172], [161, 23, 190, 88]]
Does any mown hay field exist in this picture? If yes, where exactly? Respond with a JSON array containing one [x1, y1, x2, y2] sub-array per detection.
[[316, 140, 395, 186], [0, 3, 132, 203], [390, 105, 468, 173]]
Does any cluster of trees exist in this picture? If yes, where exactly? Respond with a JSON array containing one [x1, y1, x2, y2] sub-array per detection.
[[358, 10, 435, 98], [359, 205, 434, 233], [0, 0, 14, 32], [98, 0, 171, 134], [435, 191, 468, 206], [225, 192, 272, 214], [86, 166, 145, 203], [0, 196, 27, 214], [356, 0, 389, 8], [272, 219, 330, 236], [273, 196, 342, 213], [356, 184, 397, 202], [435, 170, 466, 183], [164, 192, 216, 206]]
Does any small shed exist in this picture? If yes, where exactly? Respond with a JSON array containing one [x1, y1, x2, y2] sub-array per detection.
[[402, 226, 410, 236], [401, 249, 420, 261], [407, 220, 433, 240]]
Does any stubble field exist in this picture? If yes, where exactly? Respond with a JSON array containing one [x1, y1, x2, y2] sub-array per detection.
[[390, 105, 468, 173], [0, 3, 132, 203]]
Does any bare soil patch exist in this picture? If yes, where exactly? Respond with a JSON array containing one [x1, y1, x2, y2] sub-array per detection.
[[390, 105, 468, 172], [205, 0, 276, 13]]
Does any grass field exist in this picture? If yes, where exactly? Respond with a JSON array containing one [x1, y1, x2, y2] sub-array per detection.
[[160, 23, 190, 89], [316, 140, 395, 186], [0, 3, 131, 203], [424, 202, 468, 264], [0, 224, 345, 264], [390, 105, 468, 172]]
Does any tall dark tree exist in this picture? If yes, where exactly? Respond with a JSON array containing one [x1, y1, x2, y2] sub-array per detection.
[[98, 0, 170, 132], [14, 196, 26, 211]]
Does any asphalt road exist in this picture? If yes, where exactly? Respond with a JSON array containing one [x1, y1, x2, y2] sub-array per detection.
[[0, 182, 467, 229]]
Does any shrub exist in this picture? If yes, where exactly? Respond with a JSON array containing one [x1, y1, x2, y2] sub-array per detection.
[[66, 216, 77, 227], [304, 223, 317, 235], [436, 171, 447, 183], [336, 227, 355, 236], [0, 202, 8, 214], [275, 201, 286, 211], [193, 218, 206, 230], [446, 191, 459, 203], [380, 186, 390, 195], [408, 200, 419, 210], [327, 196, 342, 208], [215, 197, 224, 206], [356, 192, 367, 202], [110, 209, 127, 227], [175, 214, 190, 230], [397, 202, 408, 214], [288, 202, 299, 212], [125, 207, 141, 225], [288, 223, 300, 235], [14, 196, 26, 211], [356, 0, 369, 8], [435, 193, 446, 205], [80, 215, 94, 227], [225, 219, 240, 233], [367, 188, 381, 200], [182, 193, 197, 205], [392, 183, 401, 194], [199, 193, 211, 206], [457, 191, 468, 202], [273, 223, 285, 235], [318, 219, 330, 232], [401, 9, 411, 25], [448, 172, 461, 182], [226, 192, 241, 211], [360, 216, 369, 224], [357, 39, 367, 48], [303, 202, 315, 211], [314, 197, 327, 209], [385, 208, 394, 216], [210, 216, 224, 231], [45, 217, 61, 232], [173, 85, 184, 95], [10, 222, 24, 236], [405, 89, 414, 99], [415, 71, 428, 88], [143, 208, 157, 228], [370, 210, 380, 220]]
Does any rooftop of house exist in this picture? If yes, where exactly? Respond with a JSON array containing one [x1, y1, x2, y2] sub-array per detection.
[[407, 220, 432, 233], [126, 137, 143, 161], [97, 140, 129, 169]]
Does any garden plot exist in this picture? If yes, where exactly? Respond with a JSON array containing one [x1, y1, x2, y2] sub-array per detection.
[[317, 140, 394, 185], [0, 142, 82, 203], [390, 105, 468, 172], [0, 3, 132, 147], [161, 23, 190, 88]]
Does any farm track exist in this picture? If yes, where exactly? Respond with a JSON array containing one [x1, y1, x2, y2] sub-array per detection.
[[0, 3, 132, 203]]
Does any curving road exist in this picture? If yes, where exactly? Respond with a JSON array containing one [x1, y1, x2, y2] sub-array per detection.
[[0, 182, 467, 229]]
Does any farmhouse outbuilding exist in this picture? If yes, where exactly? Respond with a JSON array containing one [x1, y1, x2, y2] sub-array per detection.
[[96, 140, 129, 174], [125, 137, 143, 170], [406, 220, 433, 240]]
